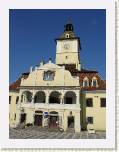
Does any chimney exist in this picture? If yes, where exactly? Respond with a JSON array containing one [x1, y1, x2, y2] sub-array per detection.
[[30, 66, 33, 73], [40, 60, 45, 66], [49, 58, 52, 63]]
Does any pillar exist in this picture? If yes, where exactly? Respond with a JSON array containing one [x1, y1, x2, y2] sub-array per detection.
[[62, 112, 67, 131], [46, 95, 49, 104], [31, 91, 35, 104], [60, 91, 65, 104], [60, 95, 64, 104], [15, 109, 21, 126], [74, 111, 81, 133], [76, 91, 80, 105], [46, 91, 49, 104]]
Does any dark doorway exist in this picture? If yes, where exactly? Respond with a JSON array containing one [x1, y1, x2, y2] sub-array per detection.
[[49, 116, 58, 128], [20, 113, 26, 123], [34, 115, 42, 126], [68, 116, 74, 128]]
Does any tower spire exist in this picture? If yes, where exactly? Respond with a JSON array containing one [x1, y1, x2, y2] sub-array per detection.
[[64, 18, 74, 32], [66, 17, 72, 24]]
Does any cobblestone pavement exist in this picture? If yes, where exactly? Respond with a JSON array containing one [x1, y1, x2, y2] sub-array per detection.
[[9, 127, 106, 139]]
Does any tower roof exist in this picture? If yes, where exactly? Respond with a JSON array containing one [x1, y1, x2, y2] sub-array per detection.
[[59, 21, 76, 39], [64, 23, 74, 32]]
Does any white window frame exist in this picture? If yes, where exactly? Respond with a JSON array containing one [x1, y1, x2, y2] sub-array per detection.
[[91, 77, 98, 87], [83, 77, 89, 87]]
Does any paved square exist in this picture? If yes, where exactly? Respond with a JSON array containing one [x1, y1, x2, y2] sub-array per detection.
[[9, 126, 106, 139]]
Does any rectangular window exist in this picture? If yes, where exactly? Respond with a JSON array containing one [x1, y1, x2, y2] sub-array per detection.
[[9, 96, 12, 104], [84, 81, 88, 87], [16, 96, 19, 104], [14, 113, 16, 120], [86, 98, 93, 107], [43, 71, 55, 81], [93, 80, 97, 87], [100, 98, 106, 107], [87, 117, 93, 124]]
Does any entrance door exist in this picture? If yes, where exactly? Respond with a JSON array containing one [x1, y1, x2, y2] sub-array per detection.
[[49, 116, 58, 128], [68, 116, 74, 128], [34, 115, 42, 126], [20, 113, 26, 123]]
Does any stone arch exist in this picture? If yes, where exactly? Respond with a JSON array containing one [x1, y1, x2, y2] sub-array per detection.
[[21, 91, 32, 103], [49, 111, 58, 116], [49, 91, 61, 104], [64, 91, 76, 104], [35, 110, 43, 114], [34, 91, 46, 103]]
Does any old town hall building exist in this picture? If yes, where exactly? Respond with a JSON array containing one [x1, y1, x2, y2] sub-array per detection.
[[9, 22, 106, 133]]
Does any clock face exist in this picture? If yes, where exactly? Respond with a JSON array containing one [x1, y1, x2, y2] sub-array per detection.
[[64, 43, 70, 49]]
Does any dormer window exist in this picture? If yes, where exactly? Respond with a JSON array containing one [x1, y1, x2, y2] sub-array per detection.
[[83, 77, 89, 87], [92, 77, 98, 87], [43, 71, 55, 81], [92, 80, 97, 87]]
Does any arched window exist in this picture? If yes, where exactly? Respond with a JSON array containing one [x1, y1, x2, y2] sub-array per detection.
[[83, 77, 89, 87], [65, 33, 69, 38], [64, 91, 76, 104], [21, 91, 32, 103], [49, 91, 61, 104], [92, 77, 98, 87], [34, 91, 46, 103]]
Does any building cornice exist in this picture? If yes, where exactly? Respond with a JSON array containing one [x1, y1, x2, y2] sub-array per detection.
[[19, 86, 80, 90]]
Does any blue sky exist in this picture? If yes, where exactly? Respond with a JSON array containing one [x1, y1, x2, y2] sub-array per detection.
[[9, 9, 106, 83]]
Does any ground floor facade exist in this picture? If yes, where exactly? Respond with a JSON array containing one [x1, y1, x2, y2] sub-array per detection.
[[9, 89, 106, 133], [15, 104, 81, 133]]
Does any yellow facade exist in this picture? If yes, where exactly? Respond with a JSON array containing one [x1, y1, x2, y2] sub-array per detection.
[[21, 62, 79, 87], [81, 91, 106, 131], [9, 22, 106, 133], [9, 91, 19, 127]]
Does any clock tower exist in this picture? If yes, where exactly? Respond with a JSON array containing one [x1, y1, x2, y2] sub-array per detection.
[[55, 22, 81, 70]]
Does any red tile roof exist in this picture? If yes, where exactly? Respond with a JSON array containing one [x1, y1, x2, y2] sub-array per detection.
[[9, 73, 29, 91], [61, 64, 106, 91]]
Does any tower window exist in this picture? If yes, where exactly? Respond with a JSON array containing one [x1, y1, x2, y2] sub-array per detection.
[[100, 98, 106, 107], [43, 71, 55, 81], [86, 98, 93, 107], [65, 33, 69, 38], [66, 56, 68, 59]]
